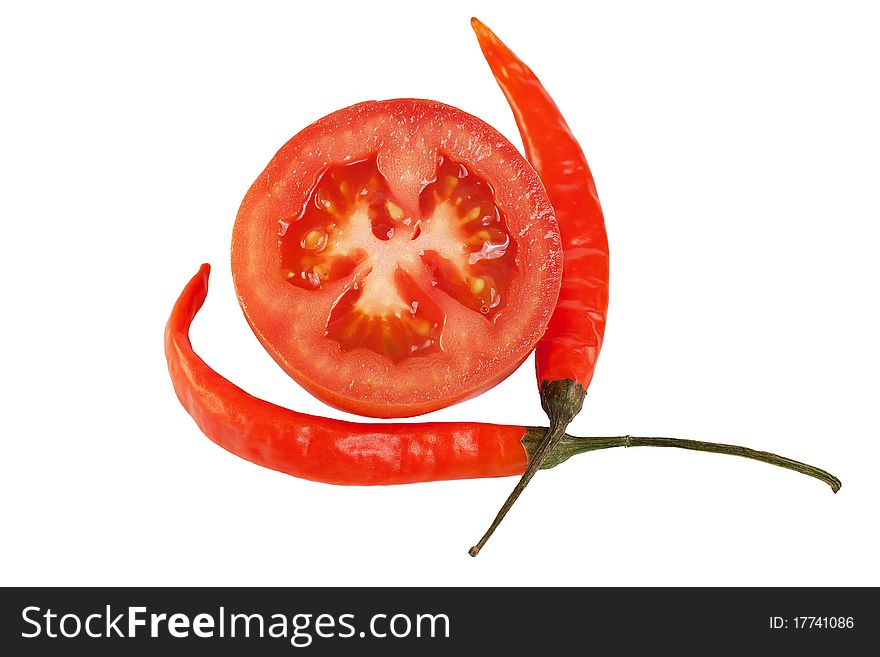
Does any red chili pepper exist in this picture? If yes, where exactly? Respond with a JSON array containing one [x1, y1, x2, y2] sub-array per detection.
[[469, 19, 610, 555], [167, 264, 543, 485], [167, 266, 839, 530]]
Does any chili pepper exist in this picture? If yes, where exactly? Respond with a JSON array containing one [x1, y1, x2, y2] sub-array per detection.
[[468, 19, 611, 555], [167, 265, 840, 496], [167, 264, 537, 485]]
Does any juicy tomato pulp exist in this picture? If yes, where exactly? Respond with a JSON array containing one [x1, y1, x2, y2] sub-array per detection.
[[280, 155, 517, 362], [232, 99, 561, 417]]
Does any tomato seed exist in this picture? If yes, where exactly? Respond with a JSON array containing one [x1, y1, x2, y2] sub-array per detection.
[[302, 229, 328, 251], [469, 277, 486, 294]]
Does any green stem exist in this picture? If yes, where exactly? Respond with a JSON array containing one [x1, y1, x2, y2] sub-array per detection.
[[523, 430, 842, 493], [468, 421, 568, 558], [468, 379, 587, 557]]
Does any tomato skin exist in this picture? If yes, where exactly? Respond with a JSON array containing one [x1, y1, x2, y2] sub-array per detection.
[[232, 99, 561, 418]]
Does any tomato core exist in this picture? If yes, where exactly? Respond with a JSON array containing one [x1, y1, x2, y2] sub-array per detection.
[[279, 154, 517, 363]]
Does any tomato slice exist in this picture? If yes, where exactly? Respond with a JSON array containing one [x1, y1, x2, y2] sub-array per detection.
[[232, 99, 561, 418]]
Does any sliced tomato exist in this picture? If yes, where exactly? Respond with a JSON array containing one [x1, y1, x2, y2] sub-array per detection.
[[231, 99, 561, 418]]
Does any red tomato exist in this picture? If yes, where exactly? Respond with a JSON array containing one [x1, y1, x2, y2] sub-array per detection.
[[231, 99, 561, 417]]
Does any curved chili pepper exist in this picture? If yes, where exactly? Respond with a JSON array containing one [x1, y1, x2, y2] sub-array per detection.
[[167, 264, 537, 485], [167, 267, 839, 520], [469, 19, 610, 555]]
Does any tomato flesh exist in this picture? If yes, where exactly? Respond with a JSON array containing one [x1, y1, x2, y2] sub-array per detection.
[[279, 154, 517, 363], [232, 99, 561, 417]]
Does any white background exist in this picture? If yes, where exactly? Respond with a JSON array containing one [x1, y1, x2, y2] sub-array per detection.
[[2, 1, 878, 586]]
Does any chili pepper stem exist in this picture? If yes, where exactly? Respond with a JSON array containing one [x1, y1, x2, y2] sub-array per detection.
[[470, 431, 840, 558], [468, 423, 567, 557], [471, 424, 841, 556], [527, 431, 841, 493], [469, 379, 586, 557]]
